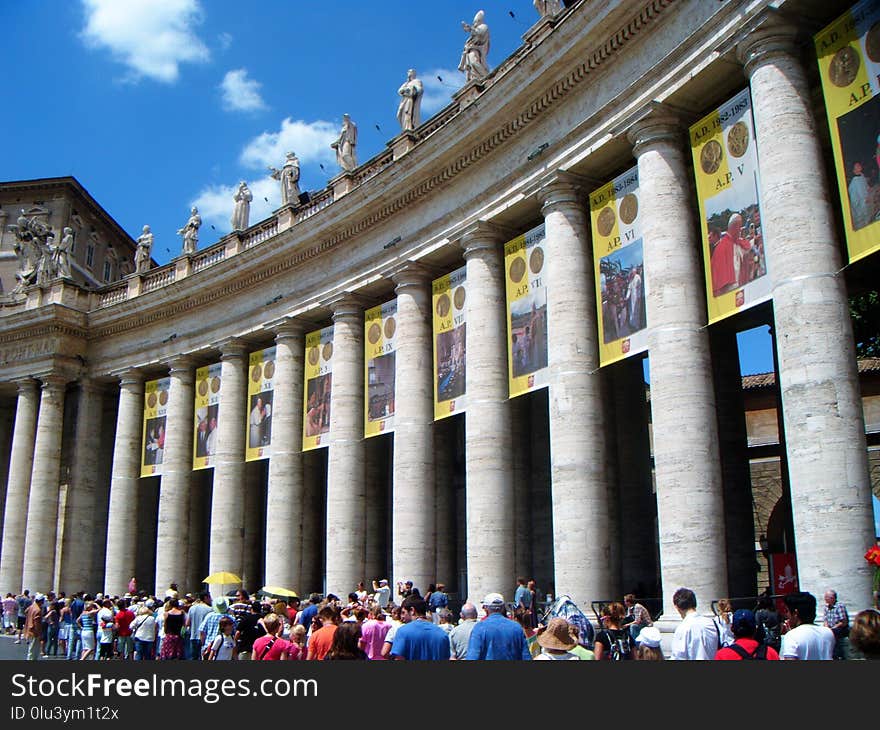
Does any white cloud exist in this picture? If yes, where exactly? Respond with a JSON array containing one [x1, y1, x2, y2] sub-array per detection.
[[240, 117, 339, 169], [217, 32, 233, 51], [220, 69, 267, 112], [421, 68, 466, 115], [80, 0, 210, 83], [192, 177, 278, 235]]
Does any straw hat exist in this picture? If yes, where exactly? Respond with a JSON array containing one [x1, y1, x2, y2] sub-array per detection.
[[537, 618, 576, 650]]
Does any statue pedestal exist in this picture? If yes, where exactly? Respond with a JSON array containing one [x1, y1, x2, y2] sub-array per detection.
[[175, 255, 192, 280], [275, 204, 296, 233], [453, 80, 486, 109], [331, 171, 356, 200], [522, 14, 558, 46], [390, 131, 419, 161], [25, 278, 88, 310]]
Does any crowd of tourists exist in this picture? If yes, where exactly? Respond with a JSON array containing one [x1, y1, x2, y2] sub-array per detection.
[[3, 577, 878, 661]]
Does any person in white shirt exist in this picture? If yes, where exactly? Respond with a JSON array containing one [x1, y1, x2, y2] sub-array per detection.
[[670, 587, 721, 660], [780, 592, 835, 660], [372, 579, 391, 608]]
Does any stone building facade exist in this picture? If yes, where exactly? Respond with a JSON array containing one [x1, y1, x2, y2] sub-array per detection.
[[0, 0, 877, 627]]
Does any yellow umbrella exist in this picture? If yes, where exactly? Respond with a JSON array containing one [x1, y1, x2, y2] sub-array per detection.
[[259, 586, 298, 599], [203, 572, 242, 584]]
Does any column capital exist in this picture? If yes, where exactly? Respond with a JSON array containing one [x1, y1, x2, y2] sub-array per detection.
[[38, 373, 69, 391], [212, 337, 252, 362], [163, 354, 196, 379], [735, 9, 800, 78], [451, 220, 516, 260], [523, 170, 596, 212], [109, 367, 143, 386], [625, 102, 686, 159], [385, 261, 436, 293], [263, 316, 307, 342], [328, 292, 368, 323], [12, 377, 40, 395]]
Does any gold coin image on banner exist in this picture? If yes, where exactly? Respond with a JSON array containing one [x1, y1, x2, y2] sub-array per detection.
[[727, 121, 750, 158], [384, 317, 396, 340], [322, 342, 333, 361], [619, 194, 638, 225], [867, 22, 880, 62], [263, 361, 275, 380], [210, 377, 221, 394], [829, 45, 860, 87], [453, 286, 466, 310], [436, 293, 451, 318], [308, 347, 319, 366], [159, 390, 169, 406], [198, 381, 209, 397], [147, 392, 157, 409], [529, 246, 545, 274], [509, 257, 526, 283], [700, 139, 723, 174], [597, 206, 616, 237], [368, 322, 382, 344], [251, 364, 262, 382]]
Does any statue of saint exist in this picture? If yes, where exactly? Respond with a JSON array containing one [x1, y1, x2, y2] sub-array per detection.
[[231, 181, 253, 231], [534, 0, 562, 17], [269, 152, 301, 206], [397, 69, 424, 132], [177, 207, 201, 255], [331, 114, 358, 172], [10, 212, 53, 292], [52, 227, 74, 279], [135, 225, 153, 273], [458, 10, 490, 83]]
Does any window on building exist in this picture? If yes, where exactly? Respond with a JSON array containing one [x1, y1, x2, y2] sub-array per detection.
[[86, 244, 95, 268], [103, 260, 112, 282]]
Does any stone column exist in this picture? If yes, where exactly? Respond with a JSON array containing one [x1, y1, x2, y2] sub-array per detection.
[[59, 381, 105, 592], [325, 294, 366, 595], [21, 375, 68, 592], [740, 18, 875, 607], [534, 174, 612, 608], [627, 109, 728, 617], [154, 356, 195, 592], [0, 379, 40, 593], [390, 264, 436, 593], [458, 222, 514, 604], [104, 371, 144, 596], [208, 340, 249, 578], [265, 321, 305, 589]]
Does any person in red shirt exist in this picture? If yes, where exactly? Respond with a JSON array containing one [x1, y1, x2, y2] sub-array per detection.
[[715, 609, 780, 660], [252, 614, 293, 661], [307, 606, 339, 660], [115, 599, 136, 660], [710, 213, 752, 297]]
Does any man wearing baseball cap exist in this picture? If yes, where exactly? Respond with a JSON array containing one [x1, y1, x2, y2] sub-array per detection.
[[465, 593, 531, 660], [715, 609, 780, 660]]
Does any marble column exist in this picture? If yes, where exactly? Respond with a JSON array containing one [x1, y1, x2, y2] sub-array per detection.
[[21, 375, 68, 592], [740, 18, 875, 608], [390, 264, 436, 594], [104, 371, 144, 596], [154, 356, 195, 593], [0, 379, 40, 593], [325, 294, 366, 595], [209, 341, 249, 578], [59, 381, 105, 592], [627, 109, 728, 617], [458, 222, 514, 604], [534, 174, 612, 608], [265, 321, 305, 589]]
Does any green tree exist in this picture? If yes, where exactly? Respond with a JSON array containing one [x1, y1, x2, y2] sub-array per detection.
[[850, 291, 880, 358]]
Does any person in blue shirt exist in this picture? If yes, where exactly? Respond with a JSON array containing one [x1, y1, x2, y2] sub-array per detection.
[[466, 593, 532, 660], [389, 595, 450, 660]]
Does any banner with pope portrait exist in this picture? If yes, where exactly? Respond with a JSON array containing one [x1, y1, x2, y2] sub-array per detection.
[[192, 362, 221, 471], [141, 377, 170, 477], [364, 300, 397, 438], [690, 88, 770, 324], [815, 0, 880, 263], [589, 166, 648, 367], [303, 326, 334, 451], [432, 266, 467, 420], [504, 223, 549, 397], [245, 346, 275, 462]]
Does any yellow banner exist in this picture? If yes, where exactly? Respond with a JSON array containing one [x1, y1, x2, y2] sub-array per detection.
[[589, 166, 648, 366], [815, 0, 880, 263], [245, 346, 275, 462], [505, 223, 549, 396], [303, 326, 333, 451], [141, 377, 170, 477], [364, 300, 397, 438], [690, 88, 770, 324], [432, 265, 467, 420], [193, 362, 221, 471]]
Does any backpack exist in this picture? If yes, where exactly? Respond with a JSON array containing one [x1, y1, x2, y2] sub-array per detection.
[[728, 642, 768, 660], [600, 628, 632, 660]]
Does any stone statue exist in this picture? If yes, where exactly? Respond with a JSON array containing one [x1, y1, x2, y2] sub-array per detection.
[[534, 0, 562, 17], [331, 114, 358, 172], [397, 68, 424, 132], [52, 227, 74, 280], [458, 10, 490, 83], [9, 211, 54, 293], [269, 152, 301, 206], [231, 181, 253, 231], [177, 207, 201, 255], [134, 225, 153, 273]]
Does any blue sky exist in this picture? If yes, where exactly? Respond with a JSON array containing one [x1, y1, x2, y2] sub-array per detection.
[[2, 0, 776, 374]]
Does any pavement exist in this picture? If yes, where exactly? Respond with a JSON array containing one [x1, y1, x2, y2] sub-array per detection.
[[0, 632, 70, 661]]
